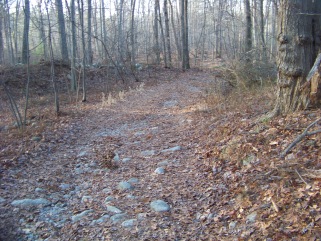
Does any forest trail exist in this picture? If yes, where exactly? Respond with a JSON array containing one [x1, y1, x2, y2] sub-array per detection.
[[1, 70, 221, 240]]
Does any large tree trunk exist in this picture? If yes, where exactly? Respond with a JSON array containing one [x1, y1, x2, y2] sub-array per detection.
[[244, 0, 252, 54], [70, 0, 77, 91], [87, 0, 93, 65], [272, 0, 321, 116], [181, 0, 190, 69], [56, 0, 69, 61], [153, 0, 160, 64], [164, 0, 172, 67]]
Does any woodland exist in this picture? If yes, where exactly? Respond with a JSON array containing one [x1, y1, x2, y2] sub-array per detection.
[[0, 0, 321, 240]]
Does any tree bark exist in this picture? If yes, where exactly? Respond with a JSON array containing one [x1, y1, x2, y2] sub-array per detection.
[[87, 0, 93, 65], [272, 0, 321, 116], [70, 0, 77, 91], [164, 0, 172, 67], [153, 0, 160, 64], [244, 0, 252, 54], [181, 0, 190, 69], [22, 0, 30, 64], [56, 0, 69, 61]]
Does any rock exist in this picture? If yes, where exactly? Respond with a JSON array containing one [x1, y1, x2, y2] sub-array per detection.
[[118, 181, 133, 191], [91, 214, 110, 225], [106, 205, 122, 214], [71, 210, 93, 222], [104, 196, 114, 203], [59, 183, 71, 190], [81, 196, 93, 204], [110, 213, 127, 224], [77, 151, 87, 157], [154, 167, 165, 174], [141, 150, 156, 156], [0, 197, 5, 204], [161, 146, 181, 153], [150, 200, 170, 212], [127, 177, 139, 184], [157, 161, 169, 167], [126, 194, 136, 199], [102, 188, 112, 194], [246, 211, 257, 223], [121, 219, 137, 228], [113, 153, 120, 161], [11, 198, 50, 208], [229, 221, 237, 229], [137, 213, 147, 220], [31, 136, 41, 142], [122, 157, 132, 163], [35, 188, 45, 193]]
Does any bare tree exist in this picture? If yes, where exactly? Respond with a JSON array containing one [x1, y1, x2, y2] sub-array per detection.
[[181, 0, 189, 69], [56, 0, 69, 61], [164, 0, 172, 67], [87, 0, 93, 65], [22, 0, 30, 64]]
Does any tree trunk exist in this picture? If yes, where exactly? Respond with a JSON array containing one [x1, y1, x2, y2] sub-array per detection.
[[153, 0, 160, 64], [22, 0, 30, 64], [169, 0, 181, 61], [244, 0, 252, 54], [87, 0, 93, 65], [70, 0, 77, 91], [164, 0, 172, 67], [4, 0, 14, 64], [37, 1, 48, 60], [130, 0, 136, 66], [181, 0, 190, 69], [56, 0, 69, 61], [0, 1, 4, 64], [272, 0, 321, 116], [79, 0, 86, 101]]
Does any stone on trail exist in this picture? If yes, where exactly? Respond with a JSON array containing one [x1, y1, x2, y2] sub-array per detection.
[[113, 153, 120, 161], [246, 211, 257, 223], [110, 213, 127, 224], [141, 150, 156, 156], [121, 219, 137, 228], [161, 146, 181, 153], [150, 200, 170, 212], [106, 205, 123, 214], [104, 196, 114, 203], [122, 157, 132, 163], [11, 198, 50, 208], [81, 196, 93, 204], [127, 177, 139, 184], [71, 209, 93, 222], [118, 181, 133, 190], [154, 167, 165, 174], [157, 160, 169, 167], [91, 214, 110, 225]]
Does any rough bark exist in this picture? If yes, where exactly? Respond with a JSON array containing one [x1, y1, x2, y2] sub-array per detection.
[[87, 0, 93, 65], [272, 0, 321, 116], [164, 0, 172, 67], [56, 0, 69, 61], [153, 0, 160, 64], [22, 0, 30, 64], [244, 0, 252, 54]]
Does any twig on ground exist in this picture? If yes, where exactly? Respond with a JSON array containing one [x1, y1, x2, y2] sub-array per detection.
[[295, 169, 310, 187], [281, 117, 321, 158]]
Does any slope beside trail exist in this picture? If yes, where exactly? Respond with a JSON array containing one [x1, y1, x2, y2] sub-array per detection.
[[1, 70, 222, 240]]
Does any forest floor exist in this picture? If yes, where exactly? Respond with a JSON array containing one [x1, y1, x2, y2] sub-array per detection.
[[0, 65, 321, 240]]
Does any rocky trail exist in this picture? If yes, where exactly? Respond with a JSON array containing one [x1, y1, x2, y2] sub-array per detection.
[[1, 71, 221, 240]]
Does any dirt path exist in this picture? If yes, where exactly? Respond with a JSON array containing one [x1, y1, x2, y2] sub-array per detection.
[[1, 70, 221, 240]]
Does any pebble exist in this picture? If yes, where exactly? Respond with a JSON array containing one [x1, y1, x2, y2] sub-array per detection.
[[118, 181, 133, 190], [91, 214, 110, 225], [113, 153, 120, 161], [141, 150, 156, 156], [154, 167, 165, 174], [59, 183, 71, 190], [229, 221, 237, 229], [11, 198, 51, 208], [137, 213, 147, 220], [157, 161, 169, 166], [104, 196, 114, 203], [246, 211, 257, 223], [150, 200, 170, 212], [161, 146, 181, 153], [81, 196, 93, 204], [122, 158, 132, 163], [0, 197, 5, 204], [127, 177, 139, 184], [106, 205, 123, 214], [31, 136, 41, 142], [71, 210, 93, 222], [121, 219, 137, 228], [77, 151, 87, 157], [110, 213, 127, 224]]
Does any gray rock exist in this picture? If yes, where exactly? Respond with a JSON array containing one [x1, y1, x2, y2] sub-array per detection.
[[229, 221, 237, 229], [137, 213, 147, 220], [118, 181, 133, 190], [141, 150, 156, 156], [102, 188, 112, 194], [157, 161, 169, 167], [127, 177, 139, 184], [110, 213, 127, 224], [154, 167, 165, 174], [121, 219, 137, 228], [71, 210, 93, 222], [150, 200, 170, 212], [122, 157, 132, 163], [35, 188, 45, 193], [246, 211, 257, 223], [0, 197, 5, 204], [126, 194, 136, 199], [81, 196, 93, 203], [11, 198, 50, 207], [77, 151, 87, 157], [113, 153, 120, 161], [91, 214, 110, 225], [59, 183, 71, 190], [104, 196, 114, 203], [31, 136, 41, 142], [161, 146, 181, 153], [106, 205, 122, 214]]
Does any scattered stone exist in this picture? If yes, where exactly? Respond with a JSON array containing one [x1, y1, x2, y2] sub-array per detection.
[[113, 153, 120, 161], [31, 136, 41, 142], [77, 151, 87, 157], [59, 183, 71, 190], [106, 205, 122, 214], [121, 219, 137, 228], [81, 196, 93, 204], [137, 213, 147, 220], [150, 200, 170, 212], [157, 160, 169, 167], [161, 146, 181, 153], [126, 194, 136, 199], [122, 157, 132, 163], [91, 214, 110, 225], [134, 131, 145, 136], [71, 210, 93, 222], [110, 213, 127, 224], [104, 196, 114, 203], [35, 188, 45, 193], [163, 100, 178, 108], [246, 211, 257, 223], [141, 150, 156, 156], [127, 177, 139, 184], [154, 167, 165, 174], [118, 181, 133, 190], [0, 197, 5, 204], [229, 221, 237, 229], [11, 198, 50, 208]]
